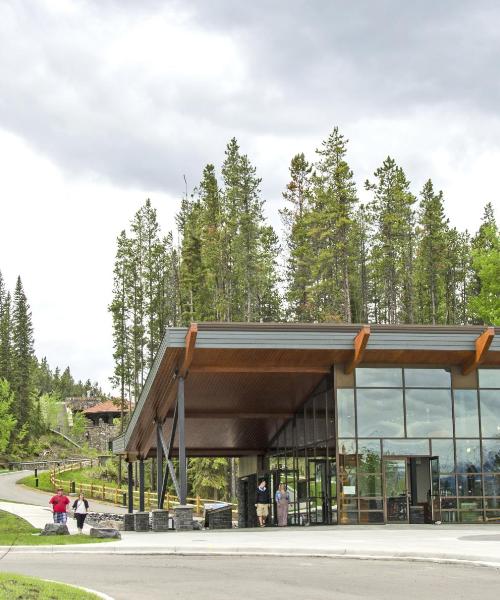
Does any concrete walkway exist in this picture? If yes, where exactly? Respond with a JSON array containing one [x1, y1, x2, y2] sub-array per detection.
[[0, 470, 127, 514], [1, 499, 499, 567], [0, 500, 92, 534]]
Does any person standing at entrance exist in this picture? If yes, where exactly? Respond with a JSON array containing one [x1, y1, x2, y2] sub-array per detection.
[[255, 479, 270, 527], [72, 493, 89, 533], [275, 483, 290, 527], [49, 488, 70, 524]]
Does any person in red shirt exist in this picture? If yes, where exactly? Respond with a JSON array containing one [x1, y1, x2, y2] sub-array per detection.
[[49, 488, 70, 524]]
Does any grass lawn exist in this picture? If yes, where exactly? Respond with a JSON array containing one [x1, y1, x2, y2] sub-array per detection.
[[0, 572, 100, 599], [17, 471, 55, 494], [0, 510, 112, 546]]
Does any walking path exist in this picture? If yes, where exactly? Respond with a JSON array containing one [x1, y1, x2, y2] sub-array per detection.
[[0, 497, 499, 567], [0, 470, 126, 514]]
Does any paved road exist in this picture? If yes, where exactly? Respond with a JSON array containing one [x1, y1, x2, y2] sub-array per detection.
[[0, 554, 498, 600], [0, 471, 126, 514]]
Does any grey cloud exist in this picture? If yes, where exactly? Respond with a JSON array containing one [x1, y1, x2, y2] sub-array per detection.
[[0, 0, 499, 199]]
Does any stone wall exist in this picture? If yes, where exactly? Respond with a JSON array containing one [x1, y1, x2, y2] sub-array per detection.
[[84, 423, 119, 452]]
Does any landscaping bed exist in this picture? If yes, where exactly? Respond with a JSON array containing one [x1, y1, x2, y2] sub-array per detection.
[[0, 510, 112, 546], [0, 572, 101, 599]]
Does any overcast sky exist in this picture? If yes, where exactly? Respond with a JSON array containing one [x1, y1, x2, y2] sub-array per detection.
[[0, 0, 499, 392]]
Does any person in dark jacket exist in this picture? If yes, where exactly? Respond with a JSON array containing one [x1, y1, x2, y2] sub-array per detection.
[[72, 493, 89, 533], [255, 479, 270, 527]]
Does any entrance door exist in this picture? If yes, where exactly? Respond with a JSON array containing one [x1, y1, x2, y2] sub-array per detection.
[[384, 458, 410, 523], [429, 456, 441, 523]]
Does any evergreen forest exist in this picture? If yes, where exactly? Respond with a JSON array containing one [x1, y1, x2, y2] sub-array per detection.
[[110, 127, 500, 408], [0, 273, 104, 458]]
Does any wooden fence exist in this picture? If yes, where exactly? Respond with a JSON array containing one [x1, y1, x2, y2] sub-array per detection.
[[49, 462, 237, 517]]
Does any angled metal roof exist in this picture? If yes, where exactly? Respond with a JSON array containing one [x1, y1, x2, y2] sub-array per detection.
[[113, 323, 500, 459]]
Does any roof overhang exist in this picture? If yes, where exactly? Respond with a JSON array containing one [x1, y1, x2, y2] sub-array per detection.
[[113, 323, 500, 460]]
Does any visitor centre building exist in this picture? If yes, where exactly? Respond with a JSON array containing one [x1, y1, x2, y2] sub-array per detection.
[[113, 323, 500, 526]]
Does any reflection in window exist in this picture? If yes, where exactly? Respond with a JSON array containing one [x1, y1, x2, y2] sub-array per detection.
[[314, 393, 327, 441], [431, 439, 455, 472], [357, 389, 404, 437], [483, 475, 500, 497], [455, 439, 481, 472], [404, 368, 450, 388], [479, 369, 500, 388], [383, 439, 429, 456], [482, 439, 500, 472], [440, 475, 457, 497], [337, 389, 355, 437], [358, 439, 382, 473], [457, 474, 483, 496], [454, 390, 479, 437], [480, 391, 500, 438], [358, 474, 382, 497], [296, 412, 305, 447], [405, 389, 453, 437], [356, 368, 402, 388]]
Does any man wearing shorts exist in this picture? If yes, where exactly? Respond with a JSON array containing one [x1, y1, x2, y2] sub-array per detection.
[[49, 488, 70, 524], [255, 479, 270, 527]]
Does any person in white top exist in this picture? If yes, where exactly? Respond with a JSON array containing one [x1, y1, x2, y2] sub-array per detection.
[[72, 492, 89, 533]]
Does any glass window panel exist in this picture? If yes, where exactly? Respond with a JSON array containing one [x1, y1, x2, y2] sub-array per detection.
[[482, 439, 500, 472], [337, 389, 355, 437], [339, 511, 358, 524], [457, 474, 483, 496], [358, 439, 382, 473], [479, 369, 500, 388], [314, 393, 327, 441], [305, 401, 314, 444], [358, 474, 382, 497], [406, 389, 453, 437], [483, 475, 500, 497], [458, 498, 483, 509], [454, 390, 479, 437], [404, 368, 451, 388], [440, 474, 457, 497], [485, 498, 500, 510], [441, 511, 458, 523], [455, 439, 481, 472], [338, 438, 356, 469], [296, 412, 305, 447], [359, 499, 383, 510], [431, 439, 455, 472], [383, 439, 429, 455], [480, 390, 500, 438], [356, 368, 402, 387], [441, 498, 457, 509], [359, 512, 384, 523], [357, 389, 404, 437], [458, 511, 484, 523], [327, 389, 335, 439]]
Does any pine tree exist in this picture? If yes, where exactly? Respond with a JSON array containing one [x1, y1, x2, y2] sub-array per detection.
[[11, 276, 34, 428], [308, 127, 358, 323], [280, 153, 314, 321], [365, 157, 416, 324], [0, 289, 12, 382], [414, 180, 449, 324]]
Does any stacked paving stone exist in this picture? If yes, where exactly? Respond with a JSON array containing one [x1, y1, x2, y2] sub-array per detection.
[[173, 505, 194, 531], [152, 509, 169, 531], [206, 507, 232, 529]]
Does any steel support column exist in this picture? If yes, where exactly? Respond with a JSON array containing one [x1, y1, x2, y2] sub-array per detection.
[[156, 424, 163, 509], [127, 461, 134, 513], [178, 376, 187, 504], [139, 458, 145, 512]]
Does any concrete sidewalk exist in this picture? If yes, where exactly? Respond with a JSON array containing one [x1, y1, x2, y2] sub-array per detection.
[[0, 500, 92, 534], [1, 500, 500, 567]]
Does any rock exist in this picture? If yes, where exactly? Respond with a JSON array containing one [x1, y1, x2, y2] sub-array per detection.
[[89, 527, 121, 539], [40, 523, 70, 536], [99, 519, 124, 531], [192, 520, 203, 530]]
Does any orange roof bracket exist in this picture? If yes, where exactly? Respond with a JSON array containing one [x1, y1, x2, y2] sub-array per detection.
[[461, 327, 495, 375], [345, 325, 371, 375], [179, 322, 198, 378]]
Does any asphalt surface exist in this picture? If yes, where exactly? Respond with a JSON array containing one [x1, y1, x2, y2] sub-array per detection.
[[0, 470, 126, 514], [0, 554, 498, 600]]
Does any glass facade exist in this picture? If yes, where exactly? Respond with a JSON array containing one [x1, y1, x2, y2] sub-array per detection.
[[267, 366, 500, 525]]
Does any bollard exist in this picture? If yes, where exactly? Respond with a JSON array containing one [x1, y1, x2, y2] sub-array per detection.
[[122, 492, 127, 506], [70, 481, 76, 494], [34, 468, 38, 478], [35, 478, 39, 488]]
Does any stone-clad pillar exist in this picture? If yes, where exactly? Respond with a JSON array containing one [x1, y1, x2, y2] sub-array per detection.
[[152, 509, 169, 532], [173, 504, 193, 531]]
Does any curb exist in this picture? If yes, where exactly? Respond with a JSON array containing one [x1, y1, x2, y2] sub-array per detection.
[[4, 545, 500, 569], [43, 578, 114, 600]]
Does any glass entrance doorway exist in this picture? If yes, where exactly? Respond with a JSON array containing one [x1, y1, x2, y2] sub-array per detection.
[[383, 456, 440, 523]]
